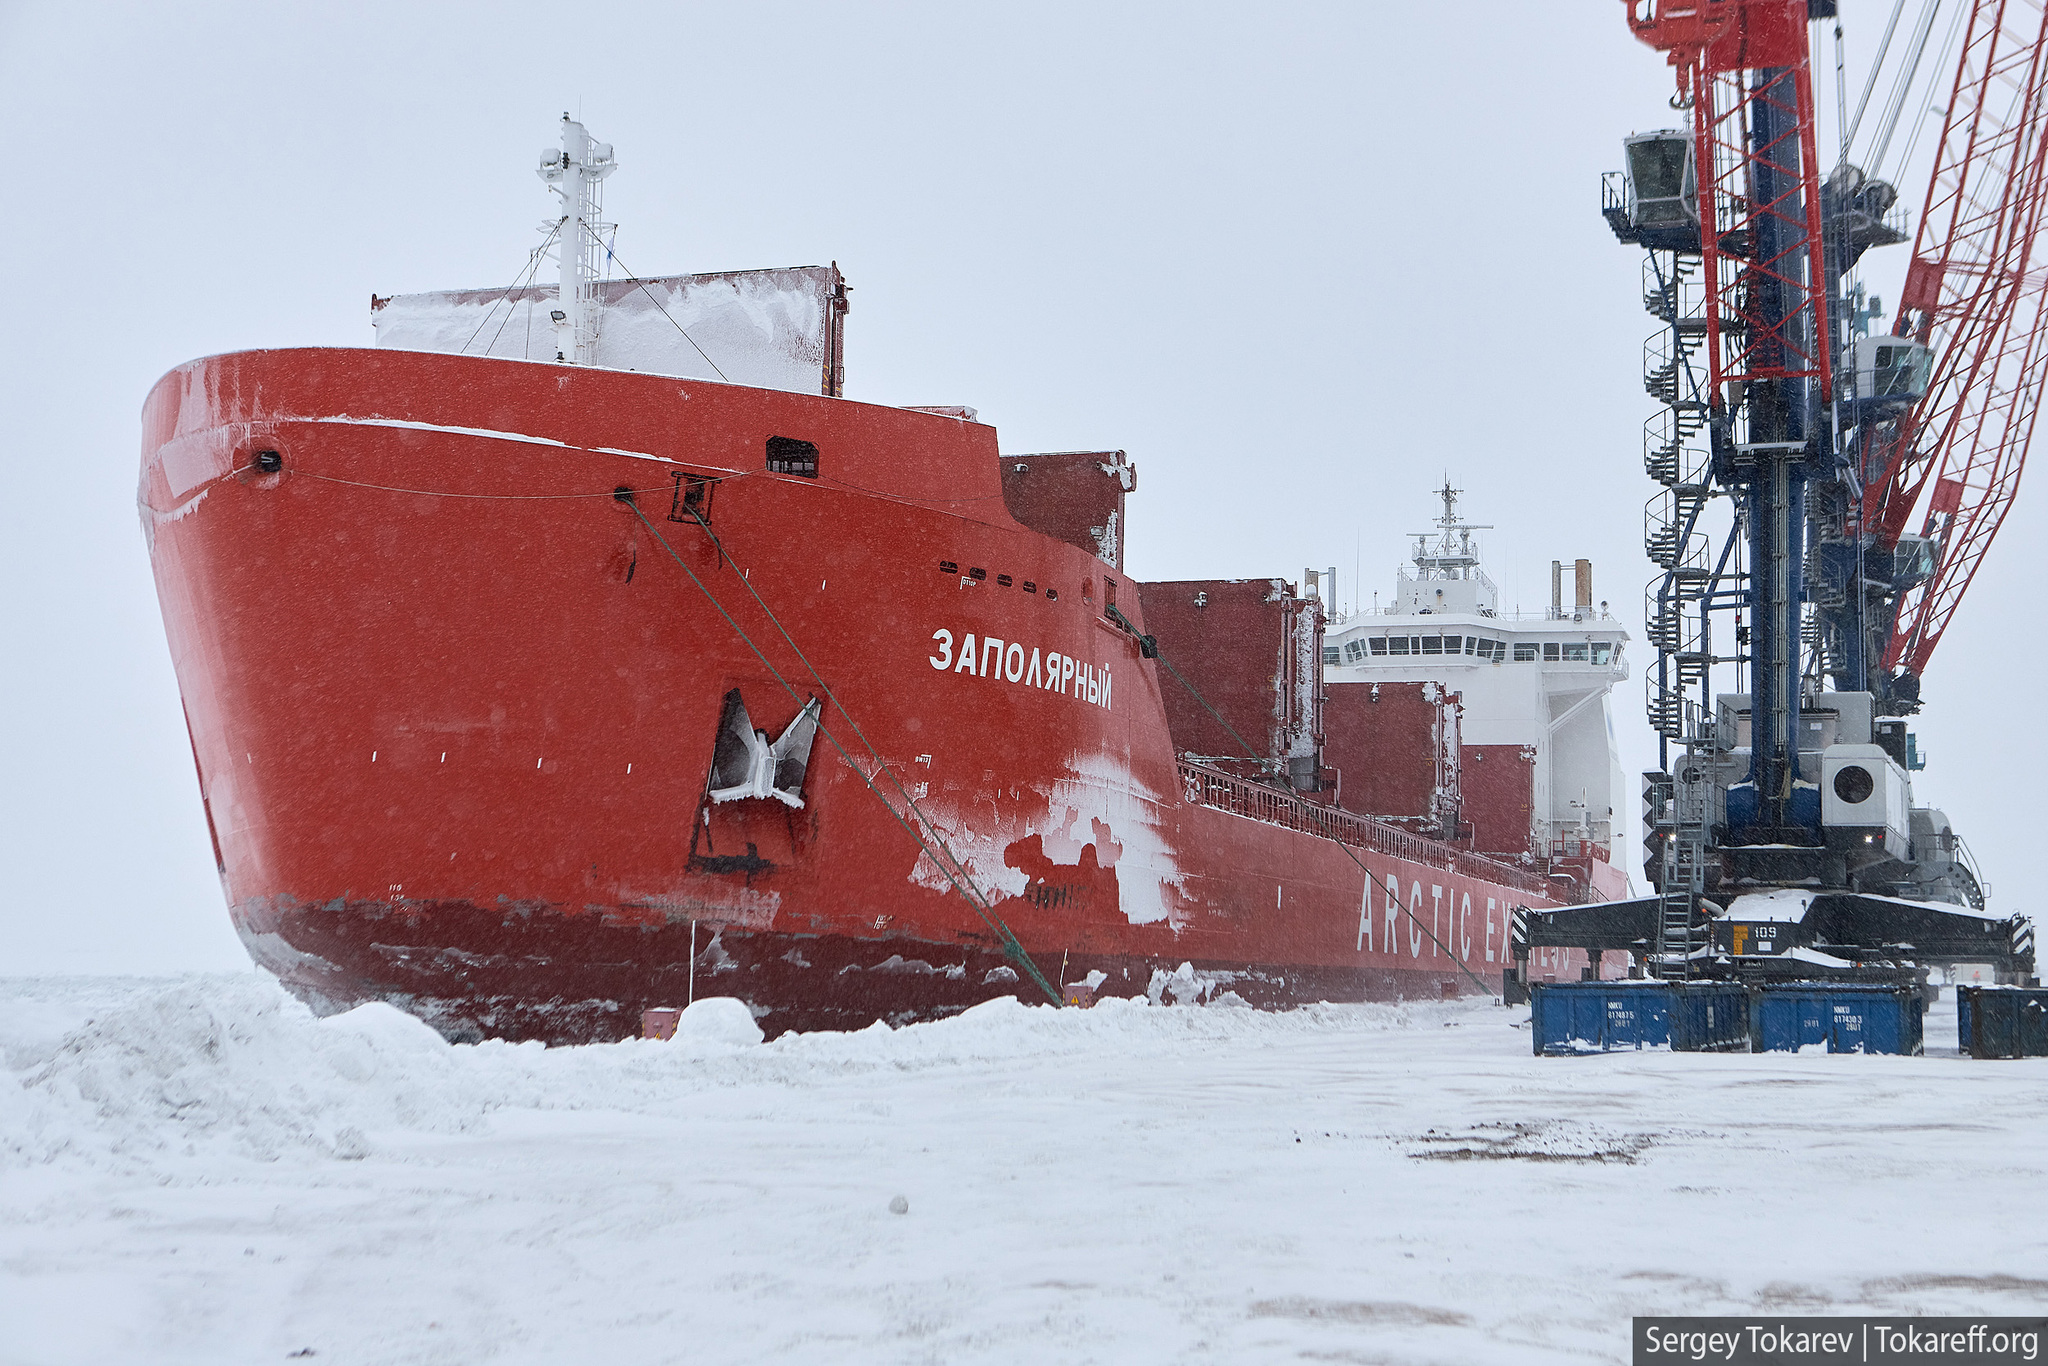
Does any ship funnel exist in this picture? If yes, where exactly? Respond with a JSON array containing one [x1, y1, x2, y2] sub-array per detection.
[[1551, 559, 1594, 619]]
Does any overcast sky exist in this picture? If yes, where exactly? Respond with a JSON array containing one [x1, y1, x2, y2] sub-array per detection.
[[2, 1, 2038, 974]]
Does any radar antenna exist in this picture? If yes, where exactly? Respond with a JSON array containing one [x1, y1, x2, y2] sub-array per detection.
[[1407, 478, 1492, 581]]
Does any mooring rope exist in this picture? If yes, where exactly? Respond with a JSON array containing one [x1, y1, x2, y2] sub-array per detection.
[[203, 451, 1502, 1002], [1100, 603, 1500, 999], [657, 498, 1007, 917], [1103, 603, 1268, 768], [619, 493, 1062, 1006]]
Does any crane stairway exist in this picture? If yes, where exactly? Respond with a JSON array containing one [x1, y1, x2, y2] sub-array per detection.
[[1639, 252, 1723, 743]]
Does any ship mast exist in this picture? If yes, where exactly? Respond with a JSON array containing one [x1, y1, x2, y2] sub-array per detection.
[[1407, 479, 1491, 582], [537, 115, 616, 364]]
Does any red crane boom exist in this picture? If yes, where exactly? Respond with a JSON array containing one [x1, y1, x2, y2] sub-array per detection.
[[1627, 0, 1833, 404], [1870, 0, 2048, 679]]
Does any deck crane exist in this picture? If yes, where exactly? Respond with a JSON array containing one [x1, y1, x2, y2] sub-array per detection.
[[1513, 0, 2037, 991]]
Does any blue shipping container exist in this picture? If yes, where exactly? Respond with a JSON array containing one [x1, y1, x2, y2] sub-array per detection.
[[1667, 983, 1750, 1052], [1752, 984, 1923, 1055], [1530, 982, 1748, 1055], [1957, 986, 2048, 1059]]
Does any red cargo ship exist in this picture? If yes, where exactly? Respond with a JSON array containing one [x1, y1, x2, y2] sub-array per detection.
[[139, 120, 1602, 1041]]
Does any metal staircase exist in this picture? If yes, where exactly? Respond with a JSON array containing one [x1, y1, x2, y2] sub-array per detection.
[[1638, 252, 1727, 744], [1631, 248, 1728, 955], [1642, 763, 1709, 978]]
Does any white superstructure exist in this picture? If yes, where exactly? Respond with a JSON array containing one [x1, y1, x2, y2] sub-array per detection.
[[1322, 484, 1631, 870]]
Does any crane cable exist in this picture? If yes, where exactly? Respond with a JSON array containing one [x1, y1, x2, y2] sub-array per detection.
[[1871, 0, 1958, 183], [618, 490, 1062, 1007], [1844, 0, 1911, 153]]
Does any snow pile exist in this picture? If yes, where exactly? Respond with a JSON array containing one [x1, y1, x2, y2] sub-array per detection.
[[673, 995, 765, 1047], [0, 975, 1412, 1174], [3, 976, 462, 1167], [1725, 887, 1817, 921]]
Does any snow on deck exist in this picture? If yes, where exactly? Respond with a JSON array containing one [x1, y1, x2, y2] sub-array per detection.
[[370, 267, 838, 394], [1724, 887, 1816, 922], [3, 974, 2044, 1365]]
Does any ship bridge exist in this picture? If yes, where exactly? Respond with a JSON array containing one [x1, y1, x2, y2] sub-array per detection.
[[1317, 484, 1632, 902]]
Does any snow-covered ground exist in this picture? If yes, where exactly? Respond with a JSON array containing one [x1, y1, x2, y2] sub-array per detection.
[[3, 975, 2044, 1366]]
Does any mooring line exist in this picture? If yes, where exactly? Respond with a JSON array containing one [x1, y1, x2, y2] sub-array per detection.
[[620, 495, 1062, 1006], [1101, 602, 1500, 999], [664, 498, 1005, 919]]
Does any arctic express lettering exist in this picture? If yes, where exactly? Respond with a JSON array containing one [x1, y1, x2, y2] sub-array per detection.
[[1353, 875, 1497, 963]]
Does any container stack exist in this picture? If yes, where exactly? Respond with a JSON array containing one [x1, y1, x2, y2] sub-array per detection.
[[1529, 981, 1930, 1056]]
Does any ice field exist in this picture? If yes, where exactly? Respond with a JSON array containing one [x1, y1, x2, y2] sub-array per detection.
[[3, 974, 2044, 1365]]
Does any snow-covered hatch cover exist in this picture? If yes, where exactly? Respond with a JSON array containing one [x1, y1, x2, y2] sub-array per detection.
[[370, 265, 847, 395]]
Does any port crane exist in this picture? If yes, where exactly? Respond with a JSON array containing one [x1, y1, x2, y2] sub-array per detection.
[[1518, 0, 2039, 988]]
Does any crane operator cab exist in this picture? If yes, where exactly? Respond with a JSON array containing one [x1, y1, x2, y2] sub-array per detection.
[[1622, 130, 1700, 251], [1845, 334, 1934, 423]]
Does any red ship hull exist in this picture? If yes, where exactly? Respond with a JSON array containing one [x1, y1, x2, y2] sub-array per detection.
[[141, 349, 1596, 1041]]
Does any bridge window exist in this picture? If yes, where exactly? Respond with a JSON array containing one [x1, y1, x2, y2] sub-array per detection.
[[1369, 637, 1388, 656], [1514, 643, 1537, 662], [1543, 642, 1561, 662], [1591, 642, 1614, 665], [1562, 642, 1589, 662]]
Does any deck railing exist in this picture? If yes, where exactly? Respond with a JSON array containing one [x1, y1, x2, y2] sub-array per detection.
[[1177, 760, 1563, 901]]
